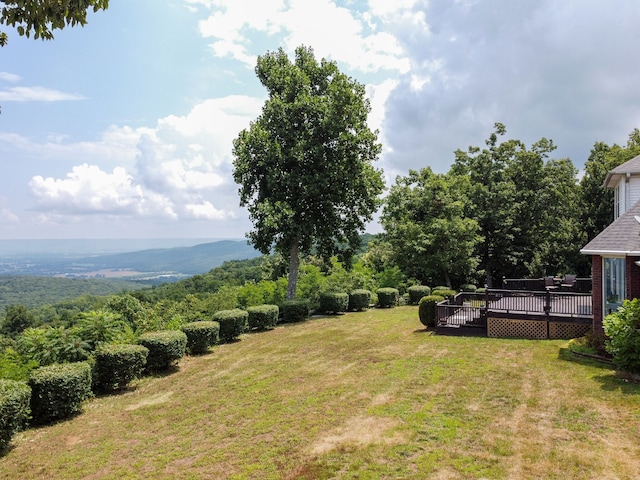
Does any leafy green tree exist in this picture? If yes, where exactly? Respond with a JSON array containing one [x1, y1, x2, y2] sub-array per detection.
[[579, 129, 640, 243], [233, 45, 384, 299], [1, 305, 36, 337], [381, 168, 480, 288], [0, 0, 109, 46], [451, 123, 570, 286], [75, 310, 129, 349]]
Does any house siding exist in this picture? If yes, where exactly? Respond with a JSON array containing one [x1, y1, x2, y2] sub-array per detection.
[[629, 177, 640, 210]]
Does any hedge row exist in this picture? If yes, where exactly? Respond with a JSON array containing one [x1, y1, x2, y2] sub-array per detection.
[[93, 343, 149, 392], [0, 379, 31, 451], [138, 330, 188, 371], [181, 321, 220, 354]]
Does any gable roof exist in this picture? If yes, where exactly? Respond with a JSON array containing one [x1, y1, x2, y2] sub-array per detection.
[[581, 199, 640, 255], [604, 154, 640, 188]]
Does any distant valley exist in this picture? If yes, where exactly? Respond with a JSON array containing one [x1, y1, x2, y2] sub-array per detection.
[[0, 239, 262, 282]]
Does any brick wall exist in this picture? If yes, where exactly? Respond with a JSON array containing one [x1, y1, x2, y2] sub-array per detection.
[[626, 256, 640, 300], [592, 255, 603, 335]]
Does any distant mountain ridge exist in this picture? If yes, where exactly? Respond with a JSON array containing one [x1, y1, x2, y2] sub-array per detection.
[[0, 240, 262, 278]]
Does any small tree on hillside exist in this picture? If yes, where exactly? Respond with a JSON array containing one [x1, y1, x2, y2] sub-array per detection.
[[233, 45, 385, 299]]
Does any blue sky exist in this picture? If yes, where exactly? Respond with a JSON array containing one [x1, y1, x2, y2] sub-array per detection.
[[2, 0, 640, 240]]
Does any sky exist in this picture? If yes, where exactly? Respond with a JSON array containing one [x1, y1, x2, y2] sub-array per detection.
[[1, 0, 640, 240]]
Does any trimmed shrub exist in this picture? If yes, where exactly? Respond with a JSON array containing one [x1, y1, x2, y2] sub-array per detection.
[[407, 285, 431, 305], [377, 288, 399, 308], [348, 289, 371, 311], [281, 300, 310, 323], [459, 284, 477, 293], [137, 330, 187, 371], [181, 321, 220, 354], [93, 343, 149, 392], [29, 362, 92, 425], [603, 298, 640, 373], [431, 288, 457, 298], [476, 288, 486, 294], [213, 309, 249, 342], [319, 292, 349, 314], [247, 305, 279, 330], [0, 379, 31, 450], [419, 295, 445, 328]]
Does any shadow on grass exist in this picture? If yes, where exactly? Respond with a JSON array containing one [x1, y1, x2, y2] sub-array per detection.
[[558, 346, 640, 395]]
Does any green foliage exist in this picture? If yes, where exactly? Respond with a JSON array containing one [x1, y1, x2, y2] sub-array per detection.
[[92, 344, 149, 392], [419, 295, 445, 328], [0, 276, 134, 314], [137, 331, 187, 371], [281, 300, 310, 323], [348, 289, 371, 312], [75, 310, 130, 349], [0, 348, 39, 381], [28, 362, 92, 425], [459, 284, 477, 293], [432, 288, 457, 298], [603, 299, 640, 373], [375, 266, 407, 293], [381, 168, 480, 288], [104, 294, 150, 332], [407, 285, 431, 305], [17, 326, 90, 366], [232, 45, 384, 300], [1, 304, 36, 337], [0, 379, 31, 451], [180, 321, 220, 354], [319, 292, 349, 314], [247, 305, 279, 331], [213, 309, 249, 343], [376, 288, 399, 308], [0, 0, 109, 46]]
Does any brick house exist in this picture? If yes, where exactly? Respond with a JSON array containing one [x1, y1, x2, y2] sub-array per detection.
[[580, 155, 640, 333]]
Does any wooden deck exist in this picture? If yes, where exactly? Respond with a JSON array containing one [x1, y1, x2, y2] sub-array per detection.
[[436, 290, 593, 339]]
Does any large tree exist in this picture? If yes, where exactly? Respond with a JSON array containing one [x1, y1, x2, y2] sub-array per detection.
[[381, 168, 480, 288], [232, 46, 384, 299], [0, 0, 109, 47], [451, 123, 575, 286]]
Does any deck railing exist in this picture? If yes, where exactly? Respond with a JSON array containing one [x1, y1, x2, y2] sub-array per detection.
[[502, 277, 592, 293], [436, 289, 593, 329]]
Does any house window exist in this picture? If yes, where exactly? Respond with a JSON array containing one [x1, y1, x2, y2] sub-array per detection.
[[604, 257, 625, 314], [614, 184, 621, 218]]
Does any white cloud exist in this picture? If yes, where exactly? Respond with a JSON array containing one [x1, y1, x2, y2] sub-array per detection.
[[0, 86, 86, 102], [0, 72, 21, 82], [26, 94, 262, 224], [196, 0, 410, 74]]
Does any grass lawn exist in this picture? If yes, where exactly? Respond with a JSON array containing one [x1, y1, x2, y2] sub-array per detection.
[[2, 306, 639, 479]]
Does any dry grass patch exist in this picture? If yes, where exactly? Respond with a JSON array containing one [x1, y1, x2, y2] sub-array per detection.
[[1, 307, 639, 479]]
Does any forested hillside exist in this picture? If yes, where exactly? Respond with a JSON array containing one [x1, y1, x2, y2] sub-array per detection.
[[0, 276, 142, 311]]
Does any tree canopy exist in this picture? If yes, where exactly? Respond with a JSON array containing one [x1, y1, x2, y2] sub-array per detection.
[[0, 0, 109, 47], [233, 46, 384, 299]]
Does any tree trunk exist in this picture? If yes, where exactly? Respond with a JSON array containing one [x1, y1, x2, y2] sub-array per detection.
[[444, 271, 452, 289], [286, 241, 300, 300]]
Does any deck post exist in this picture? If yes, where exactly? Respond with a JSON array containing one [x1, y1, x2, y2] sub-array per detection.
[[544, 290, 551, 339]]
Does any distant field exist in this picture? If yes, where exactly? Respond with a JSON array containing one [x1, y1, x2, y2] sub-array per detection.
[[2, 306, 639, 479]]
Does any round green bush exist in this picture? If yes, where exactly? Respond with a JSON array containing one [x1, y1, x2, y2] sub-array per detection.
[[376, 288, 399, 308], [348, 289, 371, 311], [418, 295, 445, 328], [281, 300, 310, 323], [181, 321, 220, 354], [459, 284, 477, 293], [29, 362, 92, 425], [603, 298, 640, 373], [319, 292, 349, 314], [431, 288, 457, 298], [407, 285, 431, 305], [0, 379, 31, 450], [213, 309, 249, 342], [93, 343, 149, 392], [137, 330, 187, 371], [247, 305, 279, 330]]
